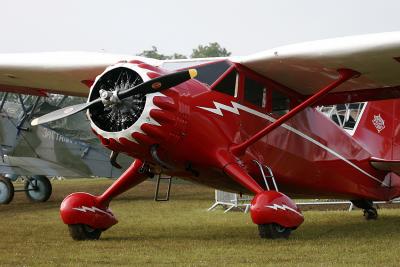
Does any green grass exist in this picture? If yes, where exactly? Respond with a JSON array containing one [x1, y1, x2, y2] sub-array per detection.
[[1, 179, 400, 266]]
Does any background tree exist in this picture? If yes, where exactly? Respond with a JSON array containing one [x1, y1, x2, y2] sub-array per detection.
[[137, 42, 230, 59], [190, 42, 231, 58], [137, 46, 188, 60], [137, 46, 170, 60], [171, 53, 187, 59]]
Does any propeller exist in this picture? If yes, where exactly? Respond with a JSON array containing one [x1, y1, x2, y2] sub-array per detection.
[[31, 68, 197, 126]]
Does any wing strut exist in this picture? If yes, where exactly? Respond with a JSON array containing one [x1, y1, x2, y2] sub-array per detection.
[[230, 68, 360, 156]]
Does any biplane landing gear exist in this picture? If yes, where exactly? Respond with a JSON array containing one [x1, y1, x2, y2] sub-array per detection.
[[351, 199, 378, 220], [60, 159, 148, 240], [0, 175, 52, 204], [0, 176, 14, 204], [24, 175, 52, 202]]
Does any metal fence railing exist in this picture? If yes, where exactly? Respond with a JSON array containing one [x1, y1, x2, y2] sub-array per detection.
[[208, 190, 400, 213], [208, 190, 252, 213]]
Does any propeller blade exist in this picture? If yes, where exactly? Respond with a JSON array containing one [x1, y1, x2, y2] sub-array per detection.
[[30, 68, 197, 126], [31, 98, 102, 126], [118, 69, 197, 99]]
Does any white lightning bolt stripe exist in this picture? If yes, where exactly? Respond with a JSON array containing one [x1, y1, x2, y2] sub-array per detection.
[[197, 101, 387, 186], [72, 206, 112, 216], [266, 204, 304, 217], [197, 101, 241, 116]]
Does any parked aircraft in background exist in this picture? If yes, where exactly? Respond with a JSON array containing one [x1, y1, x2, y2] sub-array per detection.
[[2, 32, 400, 240], [0, 92, 131, 204]]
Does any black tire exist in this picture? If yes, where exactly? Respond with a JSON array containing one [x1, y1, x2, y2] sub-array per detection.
[[24, 175, 52, 202], [68, 224, 102, 241], [0, 176, 14, 204], [258, 223, 292, 239], [364, 208, 378, 220]]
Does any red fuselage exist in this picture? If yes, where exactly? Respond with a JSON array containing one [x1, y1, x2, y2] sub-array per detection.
[[93, 60, 399, 201]]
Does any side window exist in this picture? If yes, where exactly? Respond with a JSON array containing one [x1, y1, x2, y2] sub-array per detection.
[[244, 77, 266, 108], [213, 70, 237, 97], [317, 102, 365, 130], [271, 90, 290, 116]]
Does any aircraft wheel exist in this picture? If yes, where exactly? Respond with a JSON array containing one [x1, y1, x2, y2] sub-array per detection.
[[258, 223, 292, 239], [24, 175, 52, 202], [0, 176, 14, 204], [364, 208, 378, 220], [68, 224, 102, 241]]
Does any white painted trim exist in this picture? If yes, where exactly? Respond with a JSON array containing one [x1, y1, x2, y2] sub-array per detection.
[[197, 101, 388, 187], [265, 204, 304, 217], [73, 206, 113, 216]]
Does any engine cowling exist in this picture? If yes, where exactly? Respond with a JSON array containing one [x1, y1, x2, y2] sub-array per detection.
[[87, 61, 180, 162], [89, 63, 158, 137], [88, 65, 146, 132]]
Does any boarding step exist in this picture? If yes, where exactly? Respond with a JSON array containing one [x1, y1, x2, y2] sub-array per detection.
[[253, 160, 279, 191], [154, 174, 173, 201]]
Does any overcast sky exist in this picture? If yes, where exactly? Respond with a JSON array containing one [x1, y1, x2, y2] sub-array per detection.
[[2, 0, 400, 56]]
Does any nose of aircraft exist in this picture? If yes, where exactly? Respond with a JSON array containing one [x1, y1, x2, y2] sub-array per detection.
[[30, 62, 197, 128]]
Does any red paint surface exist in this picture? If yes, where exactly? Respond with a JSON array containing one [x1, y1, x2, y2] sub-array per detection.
[[63, 59, 400, 231], [81, 79, 94, 88], [91, 62, 398, 201], [60, 192, 118, 230], [250, 191, 304, 228], [97, 159, 147, 205], [230, 68, 360, 156], [60, 160, 147, 229]]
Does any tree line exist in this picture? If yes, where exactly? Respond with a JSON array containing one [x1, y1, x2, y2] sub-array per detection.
[[137, 42, 231, 59]]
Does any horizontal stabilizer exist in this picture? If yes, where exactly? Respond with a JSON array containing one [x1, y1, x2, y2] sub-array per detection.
[[370, 157, 400, 175]]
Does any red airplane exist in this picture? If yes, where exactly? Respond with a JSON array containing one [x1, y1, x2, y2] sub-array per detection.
[[2, 32, 400, 240]]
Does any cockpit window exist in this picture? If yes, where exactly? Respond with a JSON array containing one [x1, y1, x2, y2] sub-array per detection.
[[212, 69, 237, 97], [191, 60, 231, 86]]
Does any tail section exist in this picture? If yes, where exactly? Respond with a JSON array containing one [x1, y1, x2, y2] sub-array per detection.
[[320, 99, 400, 199], [352, 99, 400, 160]]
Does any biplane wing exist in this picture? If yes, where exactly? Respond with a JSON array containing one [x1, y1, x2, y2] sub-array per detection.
[[0, 51, 161, 97], [235, 31, 400, 104]]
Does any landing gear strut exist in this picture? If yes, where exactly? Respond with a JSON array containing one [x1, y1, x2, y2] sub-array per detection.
[[351, 199, 378, 220], [222, 161, 304, 239], [60, 159, 149, 240]]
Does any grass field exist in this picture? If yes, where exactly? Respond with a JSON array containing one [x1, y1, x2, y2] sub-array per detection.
[[1, 179, 400, 266]]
